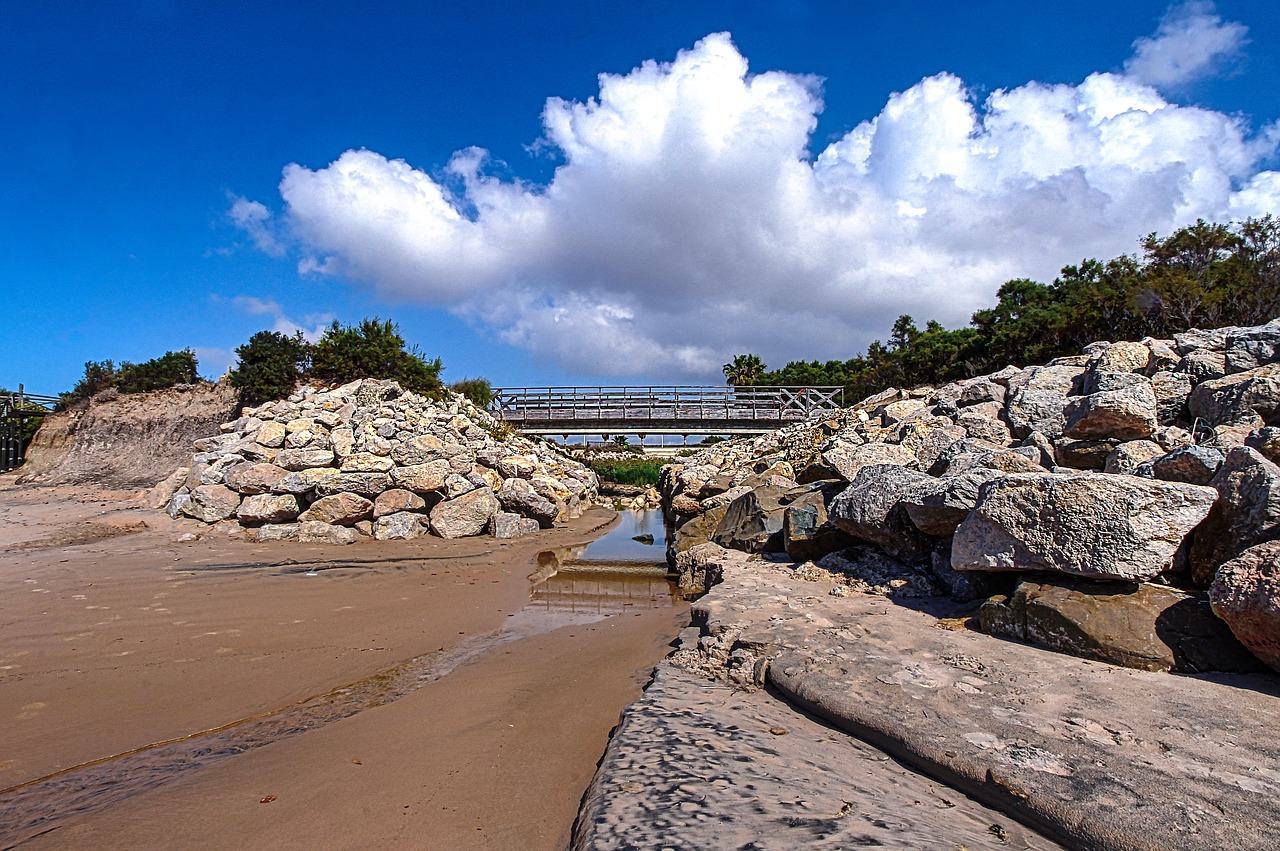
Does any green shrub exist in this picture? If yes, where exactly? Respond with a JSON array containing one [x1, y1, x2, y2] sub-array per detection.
[[451, 377, 494, 408], [308, 318, 444, 397], [57, 360, 118, 409], [586, 458, 666, 487], [230, 331, 311, 406], [116, 350, 200, 394]]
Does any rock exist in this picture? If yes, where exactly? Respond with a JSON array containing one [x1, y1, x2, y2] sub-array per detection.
[[144, 466, 190, 510], [880, 398, 926, 425], [429, 486, 499, 538], [339, 452, 396, 473], [1093, 340, 1151, 373], [956, 378, 1006, 407], [299, 492, 374, 525], [980, 579, 1262, 673], [1189, 447, 1280, 585], [373, 488, 427, 518], [256, 523, 299, 542], [929, 544, 999, 603], [497, 455, 537, 479], [182, 484, 241, 523], [901, 468, 1002, 537], [272, 467, 340, 495], [224, 462, 289, 495], [255, 421, 286, 448], [828, 465, 935, 561], [389, 434, 445, 466], [821, 441, 916, 482], [491, 511, 540, 539], [669, 493, 705, 516], [390, 459, 453, 493], [1142, 337, 1181, 374], [297, 520, 359, 545], [1054, 438, 1117, 471], [1246, 426, 1280, 464], [1174, 326, 1230, 353], [1004, 364, 1084, 438], [497, 477, 560, 528], [1177, 348, 1228, 381], [313, 472, 390, 498], [1150, 445, 1224, 485], [952, 473, 1217, 580], [781, 487, 854, 562], [814, 545, 939, 598], [236, 493, 301, 524], [165, 491, 192, 519], [1210, 541, 1280, 672], [273, 448, 336, 471], [1103, 440, 1164, 475], [1062, 384, 1158, 440], [1018, 431, 1056, 468], [954, 408, 1011, 445], [1224, 323, 1280, 373], [329, 426, 355, 459], [1149, 371, 1194, 424], [667, 506, 728, 564], [674, 542, 734, 593], [1188, 364, 1280, 426], [373, 511, 429, 540], [713, 487, 789, 554]]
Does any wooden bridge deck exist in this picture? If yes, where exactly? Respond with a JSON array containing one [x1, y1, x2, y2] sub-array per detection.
[[489, 386, 844, 436], [2, 387, 58, 472]]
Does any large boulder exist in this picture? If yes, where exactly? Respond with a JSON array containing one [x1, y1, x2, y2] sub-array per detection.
[[373, 511, 429, 541], [273, 448, 336, 471], [713, 487, 789, 554], [299, 492, 374, 526], [1103, 440, 1164, 475], [224, 463, 289, 495], [272, 467, 340, 495], [497, 477, 560, 528], [182, 484, 241, 522], [1150, 371, 1194, 424], [821, 441, 916, 482], [297, 520, 359, 545], [1004, 365, 1084, 438], [491, 511, 540, 540], [952, 473, 1217, 580], [236, 493, 301, 524], [828, 465, 935, 561], [1189, 447, 1280, 585], [373, 488, 427, 518], [780, 486, 854, 562], [980, 579, 1262, 673], [1188, 364, 1280, 426], [900, 468, 1002, 537], [429, 486, 499, 539], [666, 506, 728, 564], [389, 460, 453, 493], [314, 472, 390, 498], [1150, 445, 1224, 485], [1062, 384, 1158, 441], [1224, 322, 1280, 373], [1209, 541, 1280, 672]]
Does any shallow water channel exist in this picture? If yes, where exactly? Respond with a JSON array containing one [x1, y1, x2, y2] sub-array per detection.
[[0, 510, 679, 847]]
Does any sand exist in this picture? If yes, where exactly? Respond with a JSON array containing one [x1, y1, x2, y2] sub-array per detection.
[[0, 483, 686, 849]]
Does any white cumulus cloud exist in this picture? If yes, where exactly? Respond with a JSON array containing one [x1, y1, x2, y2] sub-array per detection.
[[230, 295, 332, 342], [228, 196, 286, 257], [264, 18, 1279, 379], [1125, 1, 1248, 90]]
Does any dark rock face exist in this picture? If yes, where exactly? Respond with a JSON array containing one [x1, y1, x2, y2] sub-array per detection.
[[828, 465, 935, 561], [1150, 445, 1224, 485], [980, 579, 1263, 673], [1189, 447, 1280, 586], [713, 487, 790, 553], [900, 468, 1002, 537], [781, 487, 854, 562], [1188, 364, 1280, 426], [952, 473, 1217, 581], [1224, 323, 1280, 373], [667, 505, 729, 563], [1210, 540, 1280, 672]]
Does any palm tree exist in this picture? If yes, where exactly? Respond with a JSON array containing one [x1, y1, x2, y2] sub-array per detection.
[[722, 354, 766, 386]]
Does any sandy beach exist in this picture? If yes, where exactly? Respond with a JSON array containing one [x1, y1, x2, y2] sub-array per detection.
[[0, 484, 686, 849]]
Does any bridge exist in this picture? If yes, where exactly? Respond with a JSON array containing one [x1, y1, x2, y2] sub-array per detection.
[[1, 386, 58, 473], [488, 385, 844, 444]]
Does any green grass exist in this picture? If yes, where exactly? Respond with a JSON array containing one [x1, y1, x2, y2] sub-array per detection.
[[586, 458, 666, 487]]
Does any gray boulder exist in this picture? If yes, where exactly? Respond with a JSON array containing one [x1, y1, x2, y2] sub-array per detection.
[[1189, 447, 1280, 585], [713, 487, 789, 554], [272, 467, 340, 495], [901, 468, 1002, 537], [821, 441, 917, 482], [430, 486, 499, 538], [1245, 426, 1280, 464], [1224, 323, 1280, 373], [1004, 365, 1085, 438], [1149, 371, 1194, 424], [1209, 540, 1280, 672], [1188, 364, 1280, 426], [952, 473, 1217, 580], [297, 520, 359, 545], [373, 511, 429, 540], [497, 477, 560, 528], [313, 472, 390, 498], [1175, 348, 1228, 382], [828, 465, 935, 561], [1150, 445, 1224, 485], [781, 486, 854, 562], [390, 459, 453, 493], [1103, 440, 1164, 475], [390, 434, 445, 466], [491, 511, 540, 539], [273, 448, 336, 471], [225, 463, 289, 495]]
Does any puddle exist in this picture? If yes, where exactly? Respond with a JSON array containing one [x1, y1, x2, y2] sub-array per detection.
[[0, 511, 682, 847]]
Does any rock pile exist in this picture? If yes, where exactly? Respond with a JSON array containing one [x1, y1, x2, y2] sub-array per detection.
[[663, 320, 1280, 675], [163, 379, 599, 543]]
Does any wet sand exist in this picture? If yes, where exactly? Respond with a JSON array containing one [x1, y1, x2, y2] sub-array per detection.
[[0, 484, 685, 849]]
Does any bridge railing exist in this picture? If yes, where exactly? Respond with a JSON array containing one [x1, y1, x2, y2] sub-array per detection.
[[1, 386, 59, 472], [489, 385, 844, 424]]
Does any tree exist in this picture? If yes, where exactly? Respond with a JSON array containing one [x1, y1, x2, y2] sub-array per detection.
[[57, 360, 118, 409], [451, 377, 494, 408], [308, 318, 444, 397], [722, 353, 766, 386], [230, 331, 311, 406], [116, 350, 200, 394]]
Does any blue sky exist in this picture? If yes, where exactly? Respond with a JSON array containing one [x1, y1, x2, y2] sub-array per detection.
[[4, 1, 1279, 395]]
